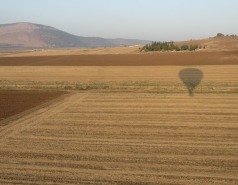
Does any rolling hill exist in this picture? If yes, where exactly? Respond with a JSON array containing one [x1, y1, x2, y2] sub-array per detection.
[[0, 22, 151, 50]]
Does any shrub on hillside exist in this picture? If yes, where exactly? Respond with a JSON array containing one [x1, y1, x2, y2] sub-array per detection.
[[217, 33, 224, 37], [141, 42, 202, 52], [143, 41, 176, 52], [174, 46, 180, 51], [189, 45, 198, 51], [180, 45, 189, 51]]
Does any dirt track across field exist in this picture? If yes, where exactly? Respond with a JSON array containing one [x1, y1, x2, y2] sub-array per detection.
[[0, 50, 238, 66], [0, 91, 237, 184]]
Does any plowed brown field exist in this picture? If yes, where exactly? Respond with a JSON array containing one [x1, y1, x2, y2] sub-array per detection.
[[0, 50, 238, 66], [0, 92, 237, 184], [0, 91, 66, 121]]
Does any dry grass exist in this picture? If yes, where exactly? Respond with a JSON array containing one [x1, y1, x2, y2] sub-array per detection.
[[176, 37, 238, 50], [0, 45, 143, 57], [0, 66, 237, 93]]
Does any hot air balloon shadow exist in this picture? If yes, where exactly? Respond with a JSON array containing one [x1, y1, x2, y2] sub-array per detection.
[[179, 68, 203, 96]]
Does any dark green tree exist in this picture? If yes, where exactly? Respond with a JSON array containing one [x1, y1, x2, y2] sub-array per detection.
[[181, 45, 189, 51], [189, 45, 198, 51], [174, 46, 180, 51], [217, 33, 224, 37]]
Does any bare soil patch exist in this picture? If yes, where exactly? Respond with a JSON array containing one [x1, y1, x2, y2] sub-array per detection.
[[0, 50, 238, 66], [0, 90, 66, 121]]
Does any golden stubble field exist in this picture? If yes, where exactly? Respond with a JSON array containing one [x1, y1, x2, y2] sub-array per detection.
[[0, 91, 238, 184], [0, 51, 238, 184], [0, 65, 237, 93]]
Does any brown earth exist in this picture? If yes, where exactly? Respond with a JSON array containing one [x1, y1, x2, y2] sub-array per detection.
[[0, 91, 66, 121], [0, 50, 238, 66], [0, 92, 237, 184]]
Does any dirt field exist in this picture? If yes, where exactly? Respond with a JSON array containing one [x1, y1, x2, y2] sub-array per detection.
[[0, 91, 66, 121], [0, 50, 238, 66], [0, 91, 237, 184]]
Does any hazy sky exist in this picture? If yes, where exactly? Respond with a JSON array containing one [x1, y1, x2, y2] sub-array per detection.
[[1, 0, 237, 41]]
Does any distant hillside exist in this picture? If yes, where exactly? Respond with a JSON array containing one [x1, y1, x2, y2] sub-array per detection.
[[141, 35, 238, 52], [0, 22, 151, 50], [175, 36, 238, 50]]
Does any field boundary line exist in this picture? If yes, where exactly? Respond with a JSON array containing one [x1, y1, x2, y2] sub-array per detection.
[[0, 92, 70, 127], [0, 92, 87, 145]]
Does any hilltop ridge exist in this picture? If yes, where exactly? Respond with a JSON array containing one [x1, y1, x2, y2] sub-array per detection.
[[0, 22, 150, 50]]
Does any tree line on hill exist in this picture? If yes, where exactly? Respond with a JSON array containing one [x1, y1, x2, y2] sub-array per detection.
[[140, 41, 205, 52], [216, 33, 237, 37]]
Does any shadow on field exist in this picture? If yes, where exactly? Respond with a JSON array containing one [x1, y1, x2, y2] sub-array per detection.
[[179, 68, 203, 96]]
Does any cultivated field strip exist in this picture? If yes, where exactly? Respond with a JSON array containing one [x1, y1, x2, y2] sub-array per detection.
[[0, 92, 238, 184], [1, 50, 238, 65], [1, 66, 238, 85]]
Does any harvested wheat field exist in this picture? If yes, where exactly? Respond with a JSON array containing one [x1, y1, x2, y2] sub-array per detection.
[[0, 66, 237, 93], [0, 91, 238, 184], [0, 48, 238, 184]]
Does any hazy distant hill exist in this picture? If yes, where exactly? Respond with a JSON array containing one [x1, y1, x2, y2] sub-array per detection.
[[0, 22, 150, 50]]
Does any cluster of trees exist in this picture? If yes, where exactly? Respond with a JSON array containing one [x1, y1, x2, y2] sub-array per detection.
[[217, 33, 237, 37], [141, 41, 203, 52], [141, 41, 178, 51]]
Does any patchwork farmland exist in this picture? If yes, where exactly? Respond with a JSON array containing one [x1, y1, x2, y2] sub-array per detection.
[[0, 50, 238, 184]]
